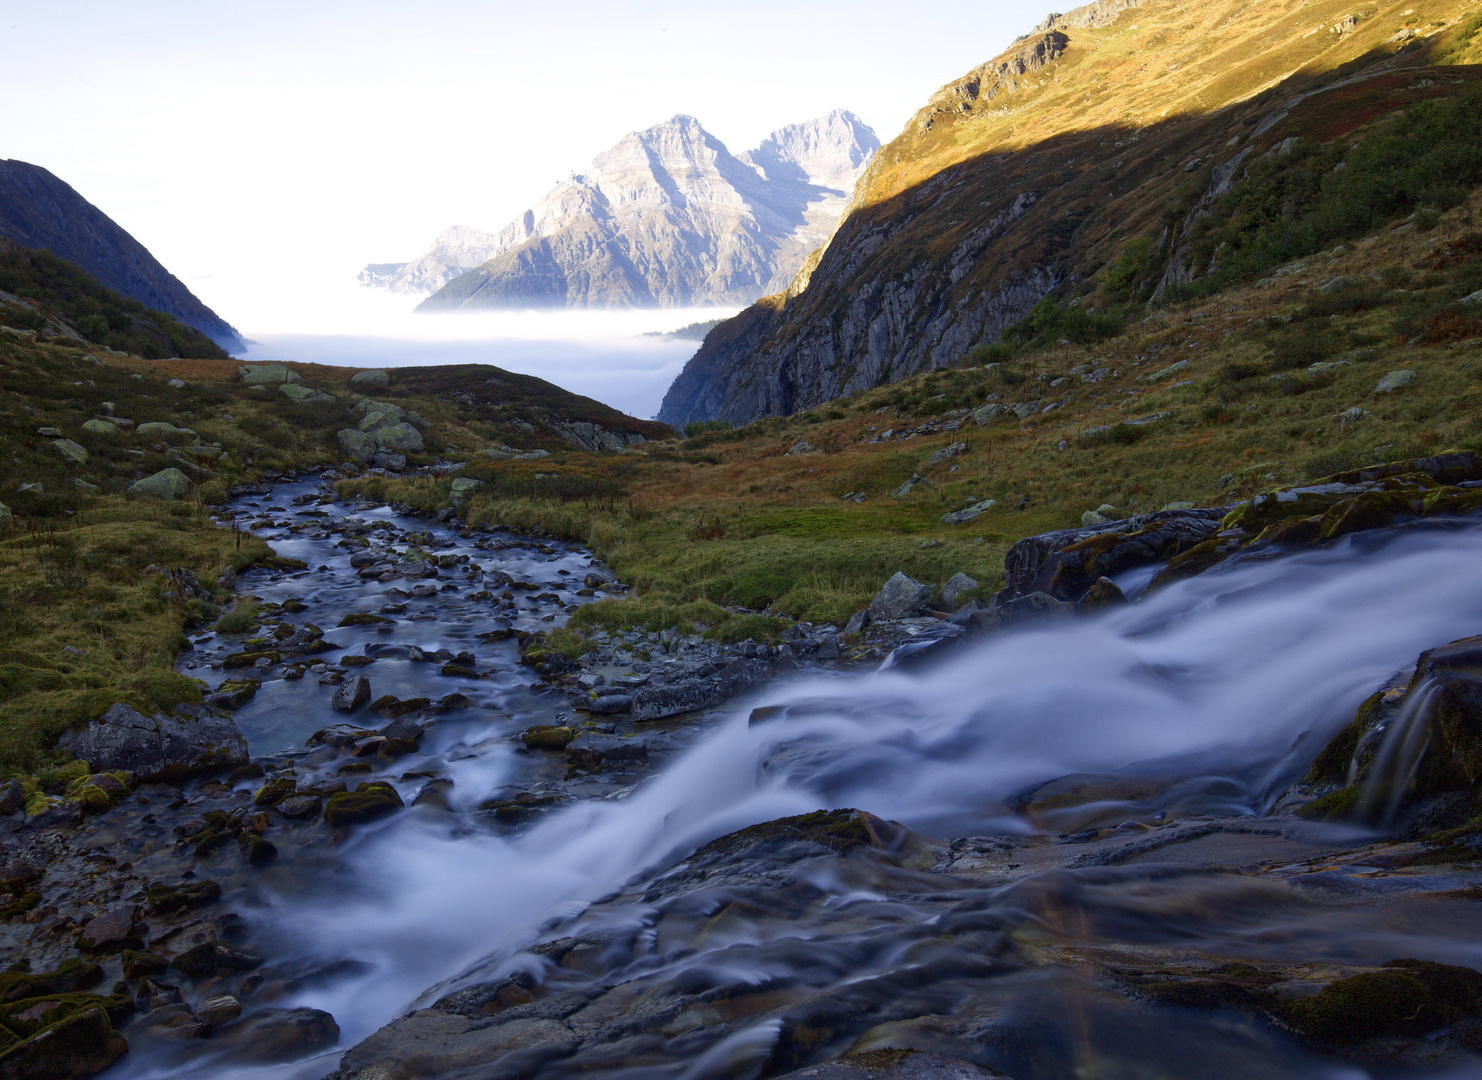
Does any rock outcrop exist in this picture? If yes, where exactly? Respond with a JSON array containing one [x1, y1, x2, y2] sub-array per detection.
[[380, 112, 877, 309], [57, 703, 248, 783]]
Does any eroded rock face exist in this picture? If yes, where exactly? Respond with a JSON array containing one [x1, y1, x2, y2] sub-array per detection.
[[56, 703, 248, 783]]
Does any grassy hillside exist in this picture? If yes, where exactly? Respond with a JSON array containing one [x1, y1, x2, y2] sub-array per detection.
[[660, 0, 1482, 425], [344, 186, 1482, 640]]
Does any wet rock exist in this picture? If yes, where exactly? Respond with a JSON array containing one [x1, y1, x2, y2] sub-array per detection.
[[252, 778, 296, 808], [217, 1007, 338, 1062], [57, 703, 248, 784], [331, 674, 372, 713], [523, 725, 579, 751], [121, 950, 169, 979], [311, 723, 377, 747], [275, 795, 322, 819], [194, 994, 241, 1028], [127, 468, 194, 500], [1078, 576, 1127, 611], [171, 941, 263, 978], [324, 782, 404, 828], [584, 694, 634, 715], [76, 907, 144, 953], [238, 833, 277, 866], [206, 681, 257, 709], [630, 659, 766, 721], [565, 733, 649, 769], [0, 1003, 128, 1080], [1277, 959, 1482, 1047], [868, 572, 935, 620], [145, 880, 221, 916]]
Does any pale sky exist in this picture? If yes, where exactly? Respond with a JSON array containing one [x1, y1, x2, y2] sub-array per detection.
[[0, 1, 1041, 323]]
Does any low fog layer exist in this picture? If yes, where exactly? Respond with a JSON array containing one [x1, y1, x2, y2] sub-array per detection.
[[228, 287, 731, 420]]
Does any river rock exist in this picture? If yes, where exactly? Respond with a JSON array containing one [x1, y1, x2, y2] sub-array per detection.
[[629, 659, 766, 721], [239, 363, 302, 386], [868, 572, 935, 620], [127, 468, 194, 500], [57, 703, 248, 783], [332, 675, 372, 712], [351, 369, 390, 391], [276, 794, 322, 818], [76, 906, 144, 953], [565, 733, 650, 768], [172, 940, 263, 977], [145, 880, 221, 915], [324, 782, 404, 827], [772, 1052, 1008, 1080], [216, 1007, 338, 1062], [1375, 369, 1415, 393], [49, 438, 88, 465], [194, 994, 241, 1028]]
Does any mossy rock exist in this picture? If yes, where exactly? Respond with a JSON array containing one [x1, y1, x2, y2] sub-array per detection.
[[337, 613, 391, 627], [0, 1002, 127, 1080], [119, 950, 168, 979], [252, 778, 295, 807], [1277, 959, 1482, 1046], [1304, 688, 1403, 787], [144, 880, 220, 916], [1319, 489, 1424, 541], [692, 809, 873, 861], [222, 650, 280, 670], [522, 725, 578, 752], [0, 991, 132, 1038], [238, 833, 277, 866], [323, 782, 404, 828], [0, 894, 39, 921], [0, 961, 103, 1005], [170, 940, 262, 977]]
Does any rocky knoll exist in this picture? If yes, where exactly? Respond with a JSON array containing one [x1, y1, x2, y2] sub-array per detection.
[[393, 111, 878, 309], [0, 159, 244, 352], [657, 0, 1480, 426]]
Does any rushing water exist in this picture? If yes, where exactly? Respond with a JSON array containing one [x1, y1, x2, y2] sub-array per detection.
[[113, 485, 1482, 1080]]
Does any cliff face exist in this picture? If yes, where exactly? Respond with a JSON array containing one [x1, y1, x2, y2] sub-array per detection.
[[657, 0, 1481, 428], [0, 160, 244, 353], [384, 111, 878, 310]]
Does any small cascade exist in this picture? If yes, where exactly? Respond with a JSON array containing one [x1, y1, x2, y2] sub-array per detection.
[[1354, 676, 1441, 827]]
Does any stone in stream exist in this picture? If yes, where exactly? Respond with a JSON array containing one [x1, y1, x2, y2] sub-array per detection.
[[145, 880, 221, 916], [565, 733, 650, 769], [771, 1052, 1008, 1080], [868, 572, 935, 620], [324, 782, 404, 827], [0, 1003, 128, 1080], [275, 794, 323, 819], [213, 1007, 339, 1062], [76, 906, 145, 953], [172, 940, 263, 977], [57, 703, 248, 783], [253, 778, 296, 807], [194, 994, 242, 1029], [332, 674, 372, 712]]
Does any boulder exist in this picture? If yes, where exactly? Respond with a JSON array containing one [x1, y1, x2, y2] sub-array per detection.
[[893, 474, 932, 497], [276, 794, 322, 819], [350, 369, 390, 391], [171, 941, 263, 977], [449, 477, 481, 504], [927, 441, 966, 465], [941, 572, 979, 607], [127, 468, 193, 500], [868, 572, 935, 620], [972, 403, 1007, 424], [1376, 370, 1416, 393], [337, 427, 377, 463], [0, 1004, 128, 1080], [331, 675, 372, 713], [0, 778, 23, 816], [81, 419, 118, 435], [238, 363, 302, 386], [0, 502, 10, 532], [371, 451, 406, 471], [565, 733, 650, 769], [374, 422, 424, 453], [194, 995, 241, 1028], [628, 659, 766, 721], [49, 439, 87, 465], [57, 703, 248, 783]]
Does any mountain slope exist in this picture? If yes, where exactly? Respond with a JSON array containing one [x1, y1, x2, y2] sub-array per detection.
[[383, 111, 878, 310], [0, 159, 244, 353], [657, 0, 1482, 427]]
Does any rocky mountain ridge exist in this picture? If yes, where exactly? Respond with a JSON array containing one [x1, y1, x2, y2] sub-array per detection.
[[362, 111, 878, 309], [0, 159, 244, 353], [657, 0, 1482, 427]]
